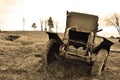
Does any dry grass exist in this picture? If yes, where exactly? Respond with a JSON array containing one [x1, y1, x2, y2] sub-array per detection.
[[0, 31, 119, 80], [0, 31, 44, 80]]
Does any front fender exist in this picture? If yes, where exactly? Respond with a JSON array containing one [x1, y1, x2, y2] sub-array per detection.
[[46, 32, 63, 45], [92, 38, 114, 54]]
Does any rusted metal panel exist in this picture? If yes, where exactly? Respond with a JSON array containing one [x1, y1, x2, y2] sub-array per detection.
[[65, 11, 98, 33]]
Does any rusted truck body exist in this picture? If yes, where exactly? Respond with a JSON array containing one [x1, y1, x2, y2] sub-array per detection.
[[41, 11, 114, 76]]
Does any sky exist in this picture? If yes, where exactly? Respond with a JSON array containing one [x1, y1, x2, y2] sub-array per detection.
[[0, 0, 120, 37]]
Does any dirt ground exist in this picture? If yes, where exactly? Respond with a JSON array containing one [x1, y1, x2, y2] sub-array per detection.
[[0, 31, 120, 80]]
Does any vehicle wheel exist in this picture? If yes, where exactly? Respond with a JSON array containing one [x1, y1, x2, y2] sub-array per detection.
[[40, 39, 60, 79], [41, 39, 60, 65], [91, 49, 108, 76]]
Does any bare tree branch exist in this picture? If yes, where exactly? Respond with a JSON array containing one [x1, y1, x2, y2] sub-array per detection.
[[40, 19, 43, 31], [104, 13, 120, 35]]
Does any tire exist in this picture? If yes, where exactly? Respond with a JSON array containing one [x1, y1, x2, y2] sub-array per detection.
[[41, 39, 60, 65], [40, 39, 60, 79], [91, 49, 108, 76]]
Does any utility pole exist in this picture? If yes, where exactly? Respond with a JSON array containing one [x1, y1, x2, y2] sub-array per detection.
[[23, 17, 25, 31]]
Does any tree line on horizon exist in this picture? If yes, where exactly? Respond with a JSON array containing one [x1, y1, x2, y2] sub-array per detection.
[[23, 16, 58, 32]]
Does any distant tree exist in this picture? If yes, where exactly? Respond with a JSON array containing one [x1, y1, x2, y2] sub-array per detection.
[[48, 17, 54, 32], [40, 18, 43, 31], [45, 19, 48, 31], [110, 35, 115, 38], [32, 23, 37, 31], [55, 21, 58, 33], [104, 13, 120, 42]]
